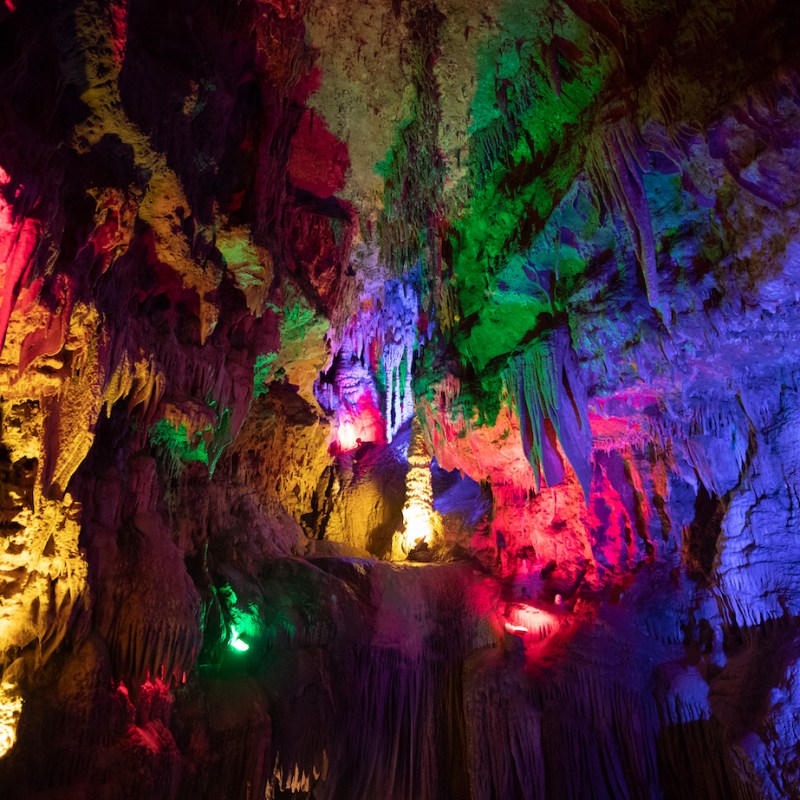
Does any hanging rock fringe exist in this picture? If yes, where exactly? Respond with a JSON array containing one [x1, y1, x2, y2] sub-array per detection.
[[504, 328, 592, 499]]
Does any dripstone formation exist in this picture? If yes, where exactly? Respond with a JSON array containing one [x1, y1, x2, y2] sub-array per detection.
[[2, 1, 800, 798]]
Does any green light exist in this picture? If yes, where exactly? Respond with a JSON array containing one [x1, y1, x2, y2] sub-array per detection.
[[229, 628, 250, 652]]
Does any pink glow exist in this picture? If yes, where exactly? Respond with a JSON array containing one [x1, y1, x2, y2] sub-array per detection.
[[0, 167, 41, 353], [335, 418, 365, 451], [589, 413, 640, 440], [504, 622, 529, 634], [504, 603, 560, 642], [332, 394, 385, 453], [592, 387, 662, 411]]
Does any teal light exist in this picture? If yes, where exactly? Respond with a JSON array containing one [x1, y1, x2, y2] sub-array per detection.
[[229, 628, 250, 652]]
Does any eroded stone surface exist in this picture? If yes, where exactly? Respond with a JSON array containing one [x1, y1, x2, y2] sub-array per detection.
[[2, 0, 800, 797]]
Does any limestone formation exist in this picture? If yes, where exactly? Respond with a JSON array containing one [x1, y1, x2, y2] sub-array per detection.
[[2, 0, 800, 797]]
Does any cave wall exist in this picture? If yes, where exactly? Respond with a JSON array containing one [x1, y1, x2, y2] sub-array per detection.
[[2, 0, 800, 798]]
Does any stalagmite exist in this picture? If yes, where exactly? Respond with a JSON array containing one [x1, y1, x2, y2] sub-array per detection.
[[393, 415, 440, 559]]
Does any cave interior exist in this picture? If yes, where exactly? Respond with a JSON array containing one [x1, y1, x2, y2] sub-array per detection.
[[2, 0, 800, 798]]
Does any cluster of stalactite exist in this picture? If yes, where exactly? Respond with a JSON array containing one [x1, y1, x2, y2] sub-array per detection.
[[504, 327, 592, 498]]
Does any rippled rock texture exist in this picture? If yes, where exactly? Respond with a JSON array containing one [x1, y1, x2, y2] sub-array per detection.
[[2, 0, 800, 797]]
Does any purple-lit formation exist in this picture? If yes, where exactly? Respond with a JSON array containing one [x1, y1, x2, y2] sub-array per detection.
[[1, 0, 800, 798]]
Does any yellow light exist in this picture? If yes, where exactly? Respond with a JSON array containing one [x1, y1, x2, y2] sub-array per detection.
[[393, 416, 440, 559], [0, 683, 22, 759], [401, 507, 434, 550]]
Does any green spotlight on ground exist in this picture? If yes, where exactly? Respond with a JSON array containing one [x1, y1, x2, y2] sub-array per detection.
[[229, 627, 250, 652]]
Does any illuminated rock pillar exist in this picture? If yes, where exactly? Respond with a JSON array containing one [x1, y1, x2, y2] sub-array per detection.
[[393, 416, 439, 559], [0, 683, 21, 759]]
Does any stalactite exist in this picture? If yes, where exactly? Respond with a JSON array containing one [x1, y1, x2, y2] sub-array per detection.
[[66, 0, 222, 341], [379, 280, 420, 442], [324, 275, 420, 444], [504, 327, 592, 499], [0, 167, 41, 355], [587, 119, 661, 312]]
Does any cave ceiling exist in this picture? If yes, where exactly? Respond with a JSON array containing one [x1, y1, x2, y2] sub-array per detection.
[[2, 0, 800, 797]]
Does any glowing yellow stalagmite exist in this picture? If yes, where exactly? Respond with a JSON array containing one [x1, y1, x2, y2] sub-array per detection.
[[392, 416, 440, 559], [0, 684, 22, 759]]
